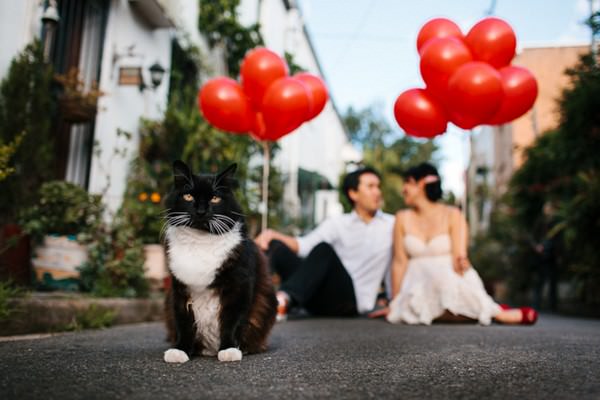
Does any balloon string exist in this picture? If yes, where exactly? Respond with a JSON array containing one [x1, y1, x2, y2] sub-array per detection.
[[261, 141, 270, 232]]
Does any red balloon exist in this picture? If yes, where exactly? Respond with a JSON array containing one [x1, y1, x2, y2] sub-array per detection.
[[487, 66, 538, 125], [417, 18, 464, 55], [240, 48, 289, 109], [420, 37, 472, 99], [447, 62, 504, 127], [393, 88, 448, 138], [198, 78, 254, 133], [250, 112, 268, 140], [294, 73, 328, 120], [448, 110, 480, 130], [261, 77, 312, 141], [465, 17, 516, 68]]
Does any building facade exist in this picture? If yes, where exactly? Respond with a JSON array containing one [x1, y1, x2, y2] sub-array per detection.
[[0, 0, 357, 226], [467, 44, 590, 234]]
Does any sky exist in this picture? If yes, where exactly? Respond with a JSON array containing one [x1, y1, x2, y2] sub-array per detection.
[[296, 0, 596, 197]]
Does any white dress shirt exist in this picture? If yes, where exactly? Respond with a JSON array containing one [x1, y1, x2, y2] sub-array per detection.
[[296, 210, 395, 313]]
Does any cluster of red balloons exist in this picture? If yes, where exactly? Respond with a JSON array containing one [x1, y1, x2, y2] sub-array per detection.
[[394, 17, 538, 138], [198, 48, 328, 141]]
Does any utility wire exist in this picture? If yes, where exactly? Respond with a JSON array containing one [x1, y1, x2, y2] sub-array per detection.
[[332, 0, 377, 68]]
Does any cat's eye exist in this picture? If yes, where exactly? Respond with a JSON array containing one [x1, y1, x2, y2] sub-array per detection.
[[210, 196, 221, 204], [183, 194, 194, 202]]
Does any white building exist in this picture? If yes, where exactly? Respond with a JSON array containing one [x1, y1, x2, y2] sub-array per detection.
[[0, 0, 357, 226], [238, 0, 360, 226]]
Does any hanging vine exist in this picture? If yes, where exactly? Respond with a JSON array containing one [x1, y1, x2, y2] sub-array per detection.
[[198, 0, 263, 77]]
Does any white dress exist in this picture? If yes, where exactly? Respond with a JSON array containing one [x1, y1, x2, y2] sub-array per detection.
[[386, 234, 502, 325]]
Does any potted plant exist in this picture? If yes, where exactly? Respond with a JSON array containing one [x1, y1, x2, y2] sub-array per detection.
[[19, 181, 104, 290], [119, 156, 169, 290], [54, 68, 104, 124]]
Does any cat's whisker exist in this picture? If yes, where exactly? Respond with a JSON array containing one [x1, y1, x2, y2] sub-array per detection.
[[231, 211, 246, 217], [214, 216, 231, 228], [165, 218, 188, 228], [210, 219, 229, 236], [161, 214, 192, 239], [213, 215, 235, 228], [208, 220, 221, 236], [213, 220, 227, 235], [214, 214, 235, 223], [161, 212, 188, 220]]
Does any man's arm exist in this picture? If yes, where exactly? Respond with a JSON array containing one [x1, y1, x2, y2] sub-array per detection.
[[254, 229, 299, 253]]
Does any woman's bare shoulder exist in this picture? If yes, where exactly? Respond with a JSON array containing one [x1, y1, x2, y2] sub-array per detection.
[[443, 205, 463, 220], [395, 208, 412, 219]]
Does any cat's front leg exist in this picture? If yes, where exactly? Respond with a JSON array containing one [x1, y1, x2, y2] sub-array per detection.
[[217, 286, 253, 362], [164, 277, 196, 364], [217, 318, 243, 362]]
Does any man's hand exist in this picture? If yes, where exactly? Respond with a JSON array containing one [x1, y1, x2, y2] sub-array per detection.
[[254, 228, 277, 251], [367, 307, 389, 319]]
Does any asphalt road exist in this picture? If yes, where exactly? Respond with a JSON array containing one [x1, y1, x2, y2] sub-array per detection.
[[1, 314, 599, 399]]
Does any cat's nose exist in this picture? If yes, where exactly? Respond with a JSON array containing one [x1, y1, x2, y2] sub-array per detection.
[[196, 207, 207, 216]]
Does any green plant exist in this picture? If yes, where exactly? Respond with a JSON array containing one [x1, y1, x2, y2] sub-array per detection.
[[54, 67, 104, 106], [503, 52, 600, 306], [0, 281, 27, 322], [19, 180, 104, 242], [78, 217, 149, 299], [54, 68, 104, 123], [0, 40, 55, 225], [0, 133, 23, 182], [198, 0, 263, 77], [64, 304, 116, 331]]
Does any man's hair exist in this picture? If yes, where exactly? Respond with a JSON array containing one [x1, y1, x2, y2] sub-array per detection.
[[342, 167, 381, 206]]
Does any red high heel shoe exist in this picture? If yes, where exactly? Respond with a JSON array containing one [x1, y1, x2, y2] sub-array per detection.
[[518, 307, 538, 325], [499, 304, 538, 325]]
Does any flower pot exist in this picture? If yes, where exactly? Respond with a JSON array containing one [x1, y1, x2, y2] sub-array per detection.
[[143, 244, 167, 290], [31, 235, 87, 291], [0, 223, 32, 286], [59, 96, 97, 124]]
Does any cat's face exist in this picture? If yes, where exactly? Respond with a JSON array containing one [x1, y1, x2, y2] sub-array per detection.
[[165, 160, 243, 235]]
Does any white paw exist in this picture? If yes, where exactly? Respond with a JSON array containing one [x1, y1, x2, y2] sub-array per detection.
[[164, 348, 190, 363], [217, 348, 242, 362]]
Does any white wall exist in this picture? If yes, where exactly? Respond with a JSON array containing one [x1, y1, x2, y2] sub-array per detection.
[[0, 0, 42, 81], [88, 0, 173, 216], [240, 0, 359, 222]]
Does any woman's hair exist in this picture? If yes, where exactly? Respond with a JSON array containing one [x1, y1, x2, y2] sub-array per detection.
[[403, 162, 443, 202]]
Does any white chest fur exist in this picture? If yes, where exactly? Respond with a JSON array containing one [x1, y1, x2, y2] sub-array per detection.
[[190, 288, 221, 355], [166, 224, 242, 288]]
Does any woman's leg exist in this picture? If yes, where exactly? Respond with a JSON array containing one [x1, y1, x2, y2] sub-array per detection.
[[494, 308, 537, 324]]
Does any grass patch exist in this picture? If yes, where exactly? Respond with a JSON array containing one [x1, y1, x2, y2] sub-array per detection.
[[64, 303, 117, 331], [0, 281, 27, 322]]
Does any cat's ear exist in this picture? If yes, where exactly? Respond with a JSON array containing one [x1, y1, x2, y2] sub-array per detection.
[[216, 163, 238, 189], [217, 163, 237, 181], [173, 160, 192, 189]]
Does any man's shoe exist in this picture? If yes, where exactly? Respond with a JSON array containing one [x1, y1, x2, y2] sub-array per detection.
[[276, 291, 289, 322]]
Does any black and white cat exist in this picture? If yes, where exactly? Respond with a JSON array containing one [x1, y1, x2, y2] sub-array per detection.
[[163, 160, 277, 363]]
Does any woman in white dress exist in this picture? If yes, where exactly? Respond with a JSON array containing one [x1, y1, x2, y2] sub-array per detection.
[[380, 163, 537, 325]]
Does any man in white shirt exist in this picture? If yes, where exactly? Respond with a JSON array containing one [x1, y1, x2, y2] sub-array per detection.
[[254, 167, 395, 320]]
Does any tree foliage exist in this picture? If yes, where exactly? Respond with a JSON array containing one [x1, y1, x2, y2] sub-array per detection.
[[504, 53, 600, 307], [342, 104, 437, 213], [0, 41, 55, 225], [198, 0, 263, 77]]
